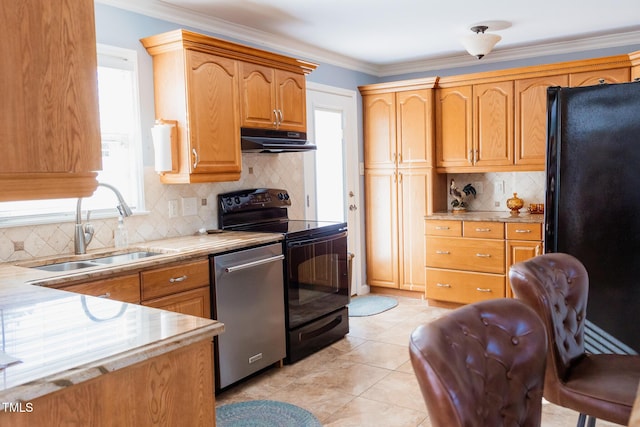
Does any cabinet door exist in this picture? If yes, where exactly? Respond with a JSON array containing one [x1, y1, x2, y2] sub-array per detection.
[[435, 86, 473, 168], [186, 51, 241, 176], [363, 93, 396, 168], [506, 240, 542, 297], [515, 75, 569, 167], [239, 62, 277, 129], [142, 286, 211, 318], [364, 169, 399, 288], [0, 0, 101, 200], [398, 169, 429, 291], [473, 81, 514, 168], [397, 90, 431, 168], [569, 67, 630, 87], [275, 69, 307, 131]]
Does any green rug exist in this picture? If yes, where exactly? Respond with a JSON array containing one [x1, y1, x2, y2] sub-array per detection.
[[348, 295, 398, 317], [216, 400, 321, 427]]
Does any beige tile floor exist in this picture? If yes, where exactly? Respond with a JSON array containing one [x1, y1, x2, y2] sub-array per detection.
[[215, 296, 620, 426]]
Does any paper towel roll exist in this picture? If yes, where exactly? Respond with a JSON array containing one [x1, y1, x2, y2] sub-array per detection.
[[151, 123, 173, 172]]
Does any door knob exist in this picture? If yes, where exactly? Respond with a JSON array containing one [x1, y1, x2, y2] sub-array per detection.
[[349, 204, 358, 211]]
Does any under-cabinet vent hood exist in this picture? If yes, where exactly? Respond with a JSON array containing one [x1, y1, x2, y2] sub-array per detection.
[[241, 128, 316, 153]]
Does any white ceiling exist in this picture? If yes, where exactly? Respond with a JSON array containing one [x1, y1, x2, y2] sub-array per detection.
[[99, 0, 640, 76]]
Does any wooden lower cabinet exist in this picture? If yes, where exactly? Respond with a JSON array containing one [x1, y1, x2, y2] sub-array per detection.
[[425, 218, 542, 304], [1, 339, 216, 427], [60, 273, 141, 303], [143, 286, 211, 318], [58, 258, 212, 318], [505, 223, 543, 298]]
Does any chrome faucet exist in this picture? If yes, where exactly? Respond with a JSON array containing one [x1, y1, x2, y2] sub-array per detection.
[[75, 183, 133, 254]]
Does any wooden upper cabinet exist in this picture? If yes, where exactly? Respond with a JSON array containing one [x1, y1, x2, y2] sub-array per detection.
[[396, 90, 432, 168], [569, 67, 630, 87], [0, 0, 101, 201], [240, 63, 307, 132], [363, 93, 396, 168], [141, 29, 316, 184], [473, 81, 514, 168], [435, 86, 473, 168], [185, 51, 242, 179], [515, 74, 569, 168]]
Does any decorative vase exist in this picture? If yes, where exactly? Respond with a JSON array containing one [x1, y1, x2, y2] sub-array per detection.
[[506, 192, 524, 214]]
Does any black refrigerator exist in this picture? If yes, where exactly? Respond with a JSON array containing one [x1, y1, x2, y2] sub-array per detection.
[[546, 81, 640, 355]]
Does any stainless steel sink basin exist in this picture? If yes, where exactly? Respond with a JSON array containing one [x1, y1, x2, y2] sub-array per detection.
[[34, 261, 103, 272], [91, 251, 162, 264], [31, 251, 163, 272]]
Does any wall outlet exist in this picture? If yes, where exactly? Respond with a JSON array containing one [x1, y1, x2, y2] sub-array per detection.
[[168, 200, 179, 218], [182, 197, 198, 216]]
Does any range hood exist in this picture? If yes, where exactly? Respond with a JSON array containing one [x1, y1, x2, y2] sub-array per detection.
[[241, 128, 316, 153]]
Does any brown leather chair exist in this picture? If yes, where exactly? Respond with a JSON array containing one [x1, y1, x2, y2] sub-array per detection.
[[509, 252, 640, 426], [409, 298, 548, 427]]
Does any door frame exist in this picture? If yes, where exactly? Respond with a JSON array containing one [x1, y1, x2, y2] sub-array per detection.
[[304, 82, 364, 296]]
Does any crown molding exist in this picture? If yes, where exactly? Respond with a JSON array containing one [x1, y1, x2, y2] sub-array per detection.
[[97, 0, 640, 78], [379, 30, 640, 77]]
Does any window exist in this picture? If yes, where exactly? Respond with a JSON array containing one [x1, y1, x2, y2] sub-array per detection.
[[0, 45, 144, 226]]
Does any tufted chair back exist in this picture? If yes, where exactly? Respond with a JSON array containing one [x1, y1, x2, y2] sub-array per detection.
[[510, 252, 640, 426], [508, 252, 588, 385], [409, 299, 547, 427]]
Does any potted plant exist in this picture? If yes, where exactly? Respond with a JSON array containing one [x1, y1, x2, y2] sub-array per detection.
[[449, 180, 476, 212]]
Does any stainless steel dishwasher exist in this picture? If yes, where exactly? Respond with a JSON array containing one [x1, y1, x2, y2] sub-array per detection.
[[211, 242, 286, 390]]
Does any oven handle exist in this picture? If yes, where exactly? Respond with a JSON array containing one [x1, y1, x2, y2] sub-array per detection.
[[286, 230, 347, 248], [224, 254, 284, 273]]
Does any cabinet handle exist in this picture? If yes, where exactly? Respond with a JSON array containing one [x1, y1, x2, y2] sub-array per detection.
[[436, 283, 451, 288], [468, 149, 473, 163], [475, 149, 479, 163], [273, 109, 278, 127], [169, 275, 188, 283], [515, 229, 532, 233], [434, 226, 450, 230], [535, 244, 541, 256], [435, 250, 450, 255], [476, 287, 492, 293], [475, 253, 491, 258], [475, 228, 491, 232], [277, 109, 284, 124], [192, 148, 199, 169], [97, 292, 111, 298]]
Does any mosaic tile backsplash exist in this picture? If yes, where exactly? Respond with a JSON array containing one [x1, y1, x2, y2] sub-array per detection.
[[0, 161, 546, 262], [0, 153, 306, 262]]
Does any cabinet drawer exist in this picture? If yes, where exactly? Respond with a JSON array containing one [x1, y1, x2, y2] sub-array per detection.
[[426, 237, 505, 274], [61, 273, 140, 303], [506, 222, 542, 241], [463, 221, 504, 239], [141, 259, 210, 300], [425, 220, 462, 236], [426, 268, 505, 304]]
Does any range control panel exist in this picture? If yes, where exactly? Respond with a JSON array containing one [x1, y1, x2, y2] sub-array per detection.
[[218, 188, 291, 214]]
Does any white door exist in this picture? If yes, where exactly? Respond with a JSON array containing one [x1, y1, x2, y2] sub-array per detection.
[[304, 82, 364, 296]]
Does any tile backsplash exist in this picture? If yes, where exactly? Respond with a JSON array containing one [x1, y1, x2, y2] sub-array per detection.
[[446, 171, 546, 212], [1, 164, 546, 263], [0, 153, 306, 262]]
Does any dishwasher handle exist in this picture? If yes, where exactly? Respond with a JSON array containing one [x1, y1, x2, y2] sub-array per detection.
[[224, 254, 284, 273]]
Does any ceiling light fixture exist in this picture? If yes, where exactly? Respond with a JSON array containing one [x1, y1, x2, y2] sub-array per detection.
[[461, 25, 501, 59]]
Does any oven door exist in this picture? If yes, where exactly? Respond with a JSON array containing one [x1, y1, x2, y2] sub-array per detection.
[[285, 230, 349, 329]]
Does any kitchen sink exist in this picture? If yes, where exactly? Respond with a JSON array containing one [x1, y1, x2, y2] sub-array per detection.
[[33, 261, 104, 272], [90, 251, 163, 265], [32, 251, 163, 272]]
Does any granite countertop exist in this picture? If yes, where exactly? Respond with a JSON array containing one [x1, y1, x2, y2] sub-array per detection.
[[0, 230, 283, 403], [427, 210, 544, 223]]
